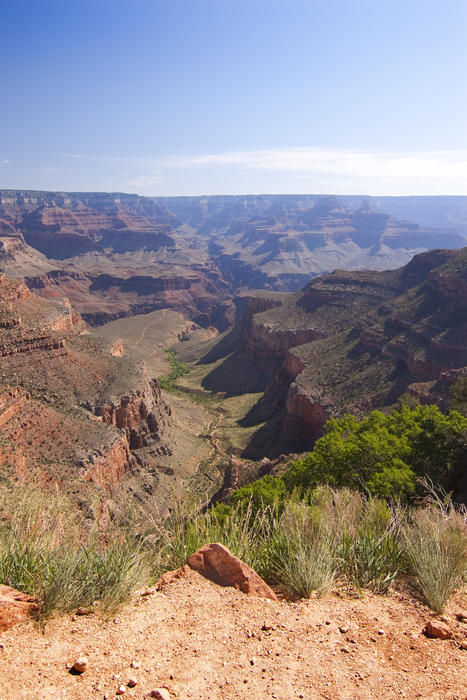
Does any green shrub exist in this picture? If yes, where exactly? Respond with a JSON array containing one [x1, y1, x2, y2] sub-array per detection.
[[230, 475, 286, 514], [158, 350, 189, 392], [283, 405, 467, 499]]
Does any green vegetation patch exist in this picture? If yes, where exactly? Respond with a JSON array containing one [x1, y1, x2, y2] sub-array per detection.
[[283, 404, 467, 500], [158, 350, 190, 392]]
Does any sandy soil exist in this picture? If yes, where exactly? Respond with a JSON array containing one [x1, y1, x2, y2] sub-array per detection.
[[0, 569, 466, 700]]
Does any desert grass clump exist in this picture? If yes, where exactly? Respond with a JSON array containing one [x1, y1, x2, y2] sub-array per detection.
[[264, 500, 338, 597], [340, 530, 403, 594], [402, 495, 467, 613], [0, 482, 148, 619], [338, 497, 404, 594]]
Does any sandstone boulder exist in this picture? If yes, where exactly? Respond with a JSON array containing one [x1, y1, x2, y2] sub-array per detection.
[[0, 584, 38, 632], [187, 543, 277, 600], [424, 619, 452, 639]]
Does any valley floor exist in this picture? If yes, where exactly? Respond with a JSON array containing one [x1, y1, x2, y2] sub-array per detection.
[[1, 568, 466, 699]]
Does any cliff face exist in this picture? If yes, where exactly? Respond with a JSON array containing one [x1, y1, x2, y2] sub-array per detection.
[[200, 248, 467, 456], [0, 191, 181, 259], [155, 194, 466, 291], [0, 191, 233, 331], [0, 276, 172, 503], [81, 435, 132, 489], [98, 379, 170, 450]]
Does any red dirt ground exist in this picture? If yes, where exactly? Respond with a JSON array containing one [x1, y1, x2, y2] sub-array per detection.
[[0, 568, 466, 699]]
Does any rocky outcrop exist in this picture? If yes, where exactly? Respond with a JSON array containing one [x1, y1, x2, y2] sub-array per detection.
[[0, 334, 66, 358], [98, 379, 169, 450], [157, 544, 278, 600], [187, 543, 277, 599], [284, 383, 328, 447], [0, 585, 38, 632], [0, 387, 30, 428], [247, 319, 326, 362], [46, 300, 87, 335], [81, 436, 132, 488], [109, 339, 124, 357], [0, 275, 30, 302]]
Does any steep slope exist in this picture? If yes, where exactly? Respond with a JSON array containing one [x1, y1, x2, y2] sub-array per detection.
[[190, 248, 467, 456], [0, 275, 173, 513]]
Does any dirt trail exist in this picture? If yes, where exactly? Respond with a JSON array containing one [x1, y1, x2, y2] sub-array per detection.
[[135, 309, 167, 347], [1, 569, 466, 700]]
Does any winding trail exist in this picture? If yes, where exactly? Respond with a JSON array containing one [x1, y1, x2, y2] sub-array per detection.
[[134, 308, 167, 346]]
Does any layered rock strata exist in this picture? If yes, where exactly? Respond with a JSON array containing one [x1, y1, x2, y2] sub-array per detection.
[[203, 248, 467, 455], [0, 276, 172, 504]]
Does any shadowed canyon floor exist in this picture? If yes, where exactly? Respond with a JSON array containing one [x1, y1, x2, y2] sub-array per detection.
[[0, 569, 466, 699]]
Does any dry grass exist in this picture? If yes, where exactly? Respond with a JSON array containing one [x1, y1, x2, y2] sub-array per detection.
[[0, 480, 465, 618]]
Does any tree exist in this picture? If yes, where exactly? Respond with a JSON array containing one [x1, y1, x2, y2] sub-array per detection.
[[230, 474, 286, 513], [283, 405, 467, 500], [451, 376, 467, 416]]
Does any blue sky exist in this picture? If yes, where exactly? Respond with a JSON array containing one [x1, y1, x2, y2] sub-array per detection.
[[1, 0, 466, 195]]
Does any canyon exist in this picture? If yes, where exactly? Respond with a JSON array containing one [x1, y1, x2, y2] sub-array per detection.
[[177, 247, 467, 461], [1, 191, 465, 331], [0, 189, 466, 517]]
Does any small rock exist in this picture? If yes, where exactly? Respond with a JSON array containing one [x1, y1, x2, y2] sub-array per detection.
[[377, 629, 385, 635], [459, 640, 467, 650], [116, 686, 125, 695], [325, 620, 331, 625], [73, 656, 88, 673], [455, 610, 467, 623], [128, 677, 138, 687], [424, 620, 452, 639], [140, 587, 155, 597], [76, 607, 91, 616], [150, 690, 171, 700], [339, 625, 350, 634], [250, 657, 256, 666], [130, 661, 140, 669], [340, 646, 350, 653], [262, 621, 274, 631]]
